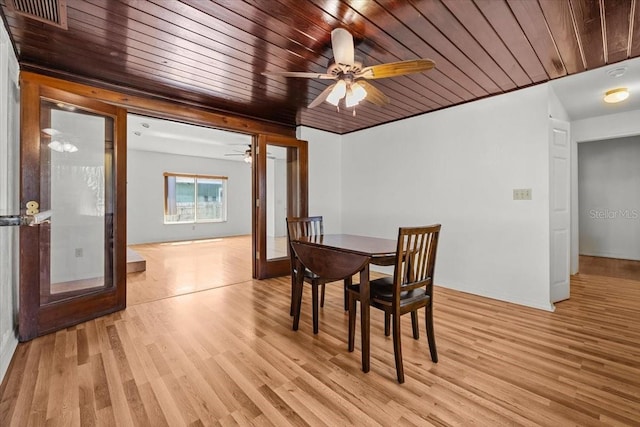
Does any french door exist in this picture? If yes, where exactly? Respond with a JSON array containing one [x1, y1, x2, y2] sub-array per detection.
[[254, 134, 308, 279], [19, 77, 127, 341]]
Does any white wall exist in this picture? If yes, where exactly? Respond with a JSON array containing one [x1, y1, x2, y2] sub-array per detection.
[[571, 110, 640, 271], [548, 85, 570, 121], [340, 85, 554, 310], [0, 22, 19, 385], [297, 127, 342, 233], [127, 150, 252, 244], [578, 136, 640, 260]]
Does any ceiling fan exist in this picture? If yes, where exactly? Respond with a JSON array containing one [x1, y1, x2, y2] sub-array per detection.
[[224, 145, 275, 163], [262, 28, 435, 113]]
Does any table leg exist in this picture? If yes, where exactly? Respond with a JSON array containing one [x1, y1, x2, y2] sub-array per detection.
[[292, 259, 305, 331], [360, 265, 370, 373]]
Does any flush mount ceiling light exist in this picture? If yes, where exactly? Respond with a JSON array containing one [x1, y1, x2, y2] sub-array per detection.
[[603, 88, 629, 104]]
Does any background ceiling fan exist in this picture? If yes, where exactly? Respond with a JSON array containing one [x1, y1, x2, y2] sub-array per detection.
[[262, 28, 435, 113], [224, 145, 275, 163]]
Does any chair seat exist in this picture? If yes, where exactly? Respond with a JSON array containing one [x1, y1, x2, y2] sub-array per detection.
[[294, 267, 325, 283], [348, 277, 430, 307]]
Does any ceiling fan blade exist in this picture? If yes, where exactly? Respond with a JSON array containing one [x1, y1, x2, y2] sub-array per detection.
[[262, 71, 335, 79], [308, 83, 337, 109], [331, 28, 355, 66], [357, 80, 389, 106], [356, 59, 435, 79]]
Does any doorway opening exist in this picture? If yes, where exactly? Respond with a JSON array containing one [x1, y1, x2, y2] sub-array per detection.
[[577, 135, 640, 281], [125, 113, 254, 305]]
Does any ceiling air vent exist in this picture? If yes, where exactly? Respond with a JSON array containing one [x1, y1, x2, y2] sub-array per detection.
[[7, 0, 68, 30]]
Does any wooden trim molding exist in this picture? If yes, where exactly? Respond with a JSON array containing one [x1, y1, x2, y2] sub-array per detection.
[[20, 71, 296, 137], [163, 172, 228, 180]]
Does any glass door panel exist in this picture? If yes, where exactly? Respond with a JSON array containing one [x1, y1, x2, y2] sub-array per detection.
[[266, 145, 290, 261], [40, 100, 114, 303]]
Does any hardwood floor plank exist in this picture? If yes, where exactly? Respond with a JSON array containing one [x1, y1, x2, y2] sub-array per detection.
[[148, 376, 188, 426], [77, 362, 97, 426], [205, 357, 263, 419], [0, 342, 39, 426], [30, 334, 56, 424], [159, 374, 202, 425], [257, 384, 309, 427], [291, 374, 379, 426], [269, 382, 329, 427], [214, 353, 290, 426], [94, 405, 116, 427], [158, 333, 230, 422], [136, 381, 170, 427], [90, 354, 111, 412], [100, 349, 137, 427]]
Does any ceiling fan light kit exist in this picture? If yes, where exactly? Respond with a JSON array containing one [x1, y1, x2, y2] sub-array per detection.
[[262, 28, 435, 114], [326, 80, 346, 106]]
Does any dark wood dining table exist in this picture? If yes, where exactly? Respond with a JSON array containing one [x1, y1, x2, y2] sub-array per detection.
[[290, 234, 397, 372]]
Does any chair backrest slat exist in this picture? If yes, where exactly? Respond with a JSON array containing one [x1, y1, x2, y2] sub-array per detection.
[[287, 216, 323, 241], [393, 225, 441, 300], [286, 216, 324, 273]]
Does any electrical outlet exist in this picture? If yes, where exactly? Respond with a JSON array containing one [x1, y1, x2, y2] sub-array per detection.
[[75, 248, 83, 258], [513, 188, 532, 200]]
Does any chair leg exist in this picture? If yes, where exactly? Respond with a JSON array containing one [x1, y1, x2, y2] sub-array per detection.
[[312, 283, 320, 334], [343, 276, 352, 311], [425, 305, 438, 363], [290, 275, 295, 316], [411, 310, 419, 339], [348, 293, 357, 352], [320, 283, 326, 308], [384, 313, 390, 337], [292, 280, 304, 331], [392, 312, 404, 383]]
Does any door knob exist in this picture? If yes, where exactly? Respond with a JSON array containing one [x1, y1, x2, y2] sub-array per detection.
[[0, 201, 51, 226]]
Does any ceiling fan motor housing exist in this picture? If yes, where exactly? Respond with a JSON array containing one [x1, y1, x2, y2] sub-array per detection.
[[327, 58, 363, 76]]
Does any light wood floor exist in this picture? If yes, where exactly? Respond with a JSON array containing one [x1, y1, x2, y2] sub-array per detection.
[[127, 236, 253, 306], [2, 266, 640, 425], [580, 255, 640, 282]]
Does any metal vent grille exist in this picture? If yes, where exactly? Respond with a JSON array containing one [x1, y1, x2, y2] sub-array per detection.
[[7, 0, 68, 29]]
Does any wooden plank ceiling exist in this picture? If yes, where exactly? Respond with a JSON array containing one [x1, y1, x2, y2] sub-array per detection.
[[1, 0, 639, 134]]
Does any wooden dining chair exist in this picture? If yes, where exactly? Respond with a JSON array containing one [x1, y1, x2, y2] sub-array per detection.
[[286, 216, 350, 334], [348, 224, 441, 383]]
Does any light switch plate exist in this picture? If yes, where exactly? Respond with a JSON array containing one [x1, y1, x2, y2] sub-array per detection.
[[513, 188, 532, 200]]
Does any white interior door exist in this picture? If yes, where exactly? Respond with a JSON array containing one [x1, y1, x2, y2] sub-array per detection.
[[550, 118, 571, 303]]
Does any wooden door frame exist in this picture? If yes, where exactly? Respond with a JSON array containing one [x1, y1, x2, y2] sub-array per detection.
[[18, 72, 297, 339], [19, 78, 128, 340], [253, 134, 308, 279]]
